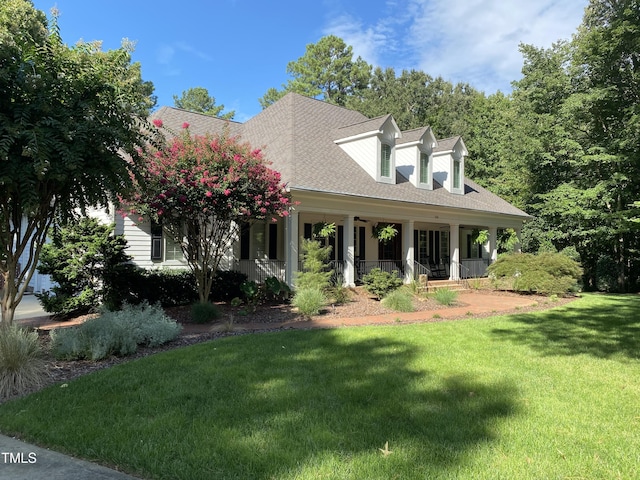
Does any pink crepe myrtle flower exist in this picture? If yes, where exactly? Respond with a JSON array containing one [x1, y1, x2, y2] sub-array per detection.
[[205, 191, 213, 198], [153, 118, 163, 128], [224, 189, 232, 196], [182, 122, 190, 129]]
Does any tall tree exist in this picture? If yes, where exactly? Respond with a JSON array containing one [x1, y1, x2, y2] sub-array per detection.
[[513, 0, 640, 291], [126, 123, 291, 303], [259, 35, 371, 108], [0, 1, 155, 324], [173, 87, 235, 119]]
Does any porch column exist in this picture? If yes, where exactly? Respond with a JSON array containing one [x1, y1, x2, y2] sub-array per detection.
[[489, 227, 498, 263], [403, 220, 414, 283], [284, 211, 299, 287], [514, 227, 522, 253], [343, 215, 355, 287], [449, 223, 460, 281]]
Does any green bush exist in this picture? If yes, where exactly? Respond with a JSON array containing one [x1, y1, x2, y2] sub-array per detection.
[[433, 287, 458, 306], [0, 325, 46, 399], [381, 289, 414, 312], [124, 268, 199, 307], [36, 218, 136, 317], [191, 302, 220, 324], [362, 268, 403, 300], [295, 239, 333, 290], [210, 270, 248, 301], [292, 287, 326, 317], [50, 303, 181, 361], [487, 252, 582, 296], [264, 276, 291, 301]]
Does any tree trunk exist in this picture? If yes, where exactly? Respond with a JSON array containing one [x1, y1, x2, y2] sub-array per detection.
[[0, 270, 17, 325]]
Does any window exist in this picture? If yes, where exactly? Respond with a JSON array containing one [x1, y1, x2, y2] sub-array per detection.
[[268, 223, 278, 259], [151, 222, 163, 260], [164, 239, 183, 261], [440, 231, 449, 263], [453, 159, 461, 189], [420, 152, 429, 184], [151, 222, 183, 261], [380, 143, 392, 178], [240, 223, 250, 260]]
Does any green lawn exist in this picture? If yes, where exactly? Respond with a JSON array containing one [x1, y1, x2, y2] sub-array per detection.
[[1, 293, 639, 479]]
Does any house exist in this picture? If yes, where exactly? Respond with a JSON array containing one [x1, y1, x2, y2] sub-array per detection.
[[116, 92, 530, 288]]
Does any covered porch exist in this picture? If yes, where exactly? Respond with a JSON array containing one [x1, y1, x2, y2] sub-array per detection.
[[235, 203, 521, 287]]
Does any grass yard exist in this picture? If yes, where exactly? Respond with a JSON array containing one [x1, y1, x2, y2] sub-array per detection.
[[0, 293, 638, 479]]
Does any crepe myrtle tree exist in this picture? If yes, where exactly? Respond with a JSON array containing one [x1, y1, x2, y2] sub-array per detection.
[[126, 121, 292, 303]]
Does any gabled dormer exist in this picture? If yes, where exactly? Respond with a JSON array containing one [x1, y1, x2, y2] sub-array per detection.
[[433, 136, 468, 195], [334, 114, 401, 184], [395, 126, 437, 190]]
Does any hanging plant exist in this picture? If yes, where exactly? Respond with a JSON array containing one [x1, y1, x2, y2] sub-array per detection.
[[372, 223, 398, 244], [313, 221, 336, 239], [471, 228, 489, 245]]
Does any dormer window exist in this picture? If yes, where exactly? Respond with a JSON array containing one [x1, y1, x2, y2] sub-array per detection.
[[420, 152, 430, 184], [453, 159, 461, 189], [381, 143, 392, 178]]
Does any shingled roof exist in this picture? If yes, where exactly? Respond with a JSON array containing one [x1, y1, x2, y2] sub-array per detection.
[[151, 93, 529, 219]]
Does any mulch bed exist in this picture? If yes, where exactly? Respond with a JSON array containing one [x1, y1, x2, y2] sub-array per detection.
[[3, 287, 576, 405]]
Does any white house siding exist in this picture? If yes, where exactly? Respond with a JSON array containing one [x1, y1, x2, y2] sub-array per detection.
[[336, 135, 378, 181]]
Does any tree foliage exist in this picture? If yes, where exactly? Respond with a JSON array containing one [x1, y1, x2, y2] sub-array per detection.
[[259, 35, 371, 108], [126, 124, 292, 302], [0, 1, 155, 324], [173, 87, 235, 119], [511, 0, 640, 291]]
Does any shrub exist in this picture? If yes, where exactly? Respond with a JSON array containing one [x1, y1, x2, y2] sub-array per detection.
[[381, 289, 414, 312], [328, 285, 351, 305], [191, 302, 220, 324], [240, 280, 263, 312], [36, 218, 135, 317], [264, 276, 291, 301], [210, 270, 248, 301], [487, 252, 582, 296], [295, 239, 333, 290], [292, 287, 326, 317], [362, 268, 403, 300], [124, 268, 199, 307], [0, 326, 47, 399], [433, 288, 458, 306], [50, 303, 181, 361]]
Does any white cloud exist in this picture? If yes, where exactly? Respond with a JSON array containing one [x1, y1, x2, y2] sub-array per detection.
[[323, 13, 392, 66], [323, 0, 587, 93], [155, 42, 213, 77]]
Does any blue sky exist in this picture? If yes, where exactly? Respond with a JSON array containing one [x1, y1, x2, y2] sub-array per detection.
[[32, 0, 588, 122]]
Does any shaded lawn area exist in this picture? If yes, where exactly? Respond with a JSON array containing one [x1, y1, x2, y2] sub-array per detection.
[[0, 293, 638, 479]]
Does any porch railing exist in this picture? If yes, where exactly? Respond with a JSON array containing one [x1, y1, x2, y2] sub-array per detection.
[[356, 260, 405, 281], [413, 261, 431, 280], [232, 259, 286, 283], [450, 259, 471, 288], [461, 258, 490, 278]]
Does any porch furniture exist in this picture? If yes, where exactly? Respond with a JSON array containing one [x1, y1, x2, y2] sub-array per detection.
[[428, 257, 447, 279]]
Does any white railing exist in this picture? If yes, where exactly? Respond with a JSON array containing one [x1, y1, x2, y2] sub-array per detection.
[[233, 259, 286, 283], [461, 258, 490, 278], [356, 260, 405, 281]]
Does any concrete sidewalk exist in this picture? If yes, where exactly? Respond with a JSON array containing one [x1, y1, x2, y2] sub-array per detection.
[[0, 434, 139, 479], [13, 294, 49, 321]]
